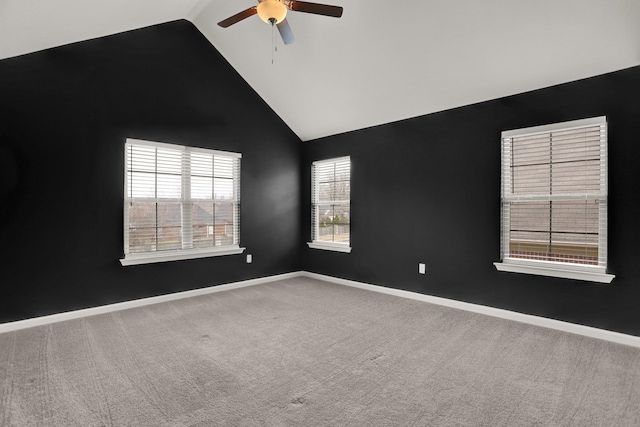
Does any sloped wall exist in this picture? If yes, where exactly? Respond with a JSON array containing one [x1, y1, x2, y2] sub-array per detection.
[[0, 20, 302, 323], [302, 66, 640, 336]]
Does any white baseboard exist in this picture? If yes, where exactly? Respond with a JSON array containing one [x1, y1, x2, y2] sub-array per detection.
[[301, 271, 640, 349], [3, 270, 639, 349], [0, 272, 303, 334]]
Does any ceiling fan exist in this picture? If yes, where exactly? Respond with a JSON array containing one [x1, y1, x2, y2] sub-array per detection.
[[217, 0, 343, 45]]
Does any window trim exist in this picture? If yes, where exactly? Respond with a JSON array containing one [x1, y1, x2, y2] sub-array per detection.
[[307, 241, 352, 253], [309, 156, 352, 253], [120, 246, 245, 266], [494, 259, 614, 283], [120, 138, 244, 266], [495, 116, 614, 283]]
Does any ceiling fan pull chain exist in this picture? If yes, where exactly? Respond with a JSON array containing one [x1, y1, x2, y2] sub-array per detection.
[[271, 20, 275, 64]]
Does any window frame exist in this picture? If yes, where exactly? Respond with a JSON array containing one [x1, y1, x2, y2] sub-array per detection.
[[120, 138, 244, 266], [494, 117, 614, 283], [307, 156, 352, 253]]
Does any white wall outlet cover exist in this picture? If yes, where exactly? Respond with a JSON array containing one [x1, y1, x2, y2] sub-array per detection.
[[247, 254, 252, 263], [419, 263, 426, 274]]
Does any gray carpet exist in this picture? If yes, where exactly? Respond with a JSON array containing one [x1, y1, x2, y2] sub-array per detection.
[[1, 277, 639, 426]]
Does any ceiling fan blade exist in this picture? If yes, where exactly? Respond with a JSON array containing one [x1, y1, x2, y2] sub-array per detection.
[[277, 18, 295, 45], [217, 7, 258, 28], [289, 1, 343, 18]]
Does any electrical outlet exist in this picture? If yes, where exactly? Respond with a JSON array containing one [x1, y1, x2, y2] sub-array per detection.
[[418, 263, 426, 274], [247, 254, 252, 264]]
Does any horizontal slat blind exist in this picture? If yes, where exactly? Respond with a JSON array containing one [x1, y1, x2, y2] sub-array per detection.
[[501, 118, 607, 268], [124, 139, 240, 256], [189, 151, 241, 249], [312, 157, 351, 244], [125, 143, 184, 253]]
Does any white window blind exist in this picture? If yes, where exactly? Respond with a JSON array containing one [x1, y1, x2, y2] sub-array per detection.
[[310, 156, 351, 251], [496, 116, 613, 282], [121, 139, 242, 265]]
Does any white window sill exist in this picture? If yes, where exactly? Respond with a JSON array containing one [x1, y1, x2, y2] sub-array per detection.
[[494, 259, 614, 283], [120, 246, 246, 266], [307, 241, 352, 253]]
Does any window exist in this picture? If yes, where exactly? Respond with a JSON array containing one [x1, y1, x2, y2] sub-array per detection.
[[308, 156, 351, 253], [494, 117, 613, 283], [120, 139, 243, 266]]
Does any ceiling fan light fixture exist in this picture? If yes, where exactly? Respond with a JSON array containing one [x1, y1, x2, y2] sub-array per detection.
[[257, 0, 287, 24]]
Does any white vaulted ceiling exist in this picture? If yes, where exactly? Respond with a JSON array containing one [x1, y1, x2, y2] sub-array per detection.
[[2, 1, 640, 141]]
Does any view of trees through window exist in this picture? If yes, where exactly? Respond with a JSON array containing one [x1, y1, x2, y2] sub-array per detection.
[[127, 202, 235, 253], [128, 202, 181, 253], [318, 204, 350, 243]]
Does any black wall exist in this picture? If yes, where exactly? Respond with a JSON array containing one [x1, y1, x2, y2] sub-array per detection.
[[302, 66, 640, 336], [0, 20, 302, 323]]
